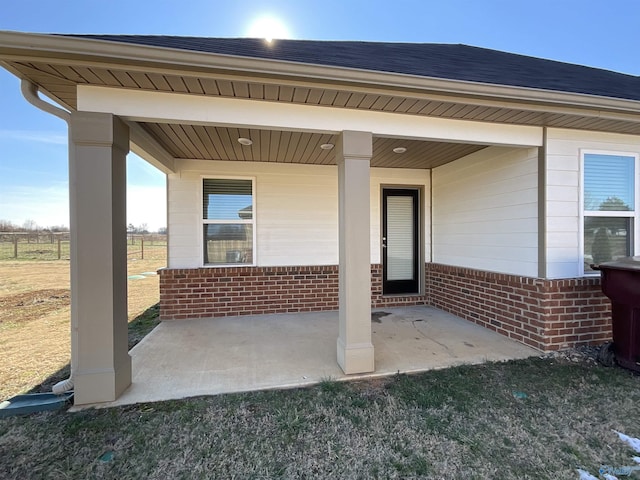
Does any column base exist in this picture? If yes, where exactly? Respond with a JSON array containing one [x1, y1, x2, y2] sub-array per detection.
[[337, 338, 375, 374], [73, 355, 132, 405]]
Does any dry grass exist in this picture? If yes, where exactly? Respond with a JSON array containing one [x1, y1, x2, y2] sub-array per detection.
[[2, 245, 639, 478], [0, 245, 166, 400], [1, 358, 639, 479]]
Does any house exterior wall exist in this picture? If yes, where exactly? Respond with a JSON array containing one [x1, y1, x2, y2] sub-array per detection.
[[158, 263, 610, 351], [159, 264, 429, 320], [161, 142, 624, 352], [167, 159, 430, 269], [432, 146, 539, 277], [427, 263, 611, 350], [168, 160, 338, 268], [545, 128, 640, 279]]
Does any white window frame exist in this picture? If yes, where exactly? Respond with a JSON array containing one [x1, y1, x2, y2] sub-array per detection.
[[201, 175, 257, 267], [579, 149, 639, 276]]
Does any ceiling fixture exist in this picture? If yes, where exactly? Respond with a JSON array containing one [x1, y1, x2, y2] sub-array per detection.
[[320, 143, 334, 150], [393, 147, 407, 154], [237, 137, 253, 146]]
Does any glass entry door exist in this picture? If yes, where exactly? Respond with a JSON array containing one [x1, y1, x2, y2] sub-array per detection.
[[382, 188, 420, 294]]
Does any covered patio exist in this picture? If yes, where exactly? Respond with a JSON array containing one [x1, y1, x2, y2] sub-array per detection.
[[2, 33, 634, 406], [96, 306, 537, 408]]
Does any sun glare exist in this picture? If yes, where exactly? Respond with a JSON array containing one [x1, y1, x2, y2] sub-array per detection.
[[246, 15, 292, 43]]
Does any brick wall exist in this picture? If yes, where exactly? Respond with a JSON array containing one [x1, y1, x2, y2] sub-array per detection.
[[427, 263, 611, 351], [160, 264, 428, 320], [159, 266, 339, 320], [538, 277, 612, 350], [159, 263, 612, 351], [371, 264, 428, 308]]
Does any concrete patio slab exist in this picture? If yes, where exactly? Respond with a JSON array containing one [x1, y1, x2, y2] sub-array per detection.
[[96, 306, 538, 408]]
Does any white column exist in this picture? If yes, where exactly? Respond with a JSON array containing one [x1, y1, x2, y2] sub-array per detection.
[[70, 112, 131, 404], [336, 131, 375, 374]]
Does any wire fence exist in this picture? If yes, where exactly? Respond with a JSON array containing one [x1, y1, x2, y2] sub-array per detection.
[[0, 232, 70, 260], [127, 235, 167, 261], [0, 232, 167, 261]]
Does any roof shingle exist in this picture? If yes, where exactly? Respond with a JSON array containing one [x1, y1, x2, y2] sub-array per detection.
[[63, 35, 640, 102]]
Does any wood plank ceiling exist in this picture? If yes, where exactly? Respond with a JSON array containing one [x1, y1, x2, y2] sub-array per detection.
[[140, 123, 486, 167], [6, 60, 640, 167]]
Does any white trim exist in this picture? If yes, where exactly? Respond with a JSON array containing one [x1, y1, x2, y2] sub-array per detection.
[[200, 175, 257, 267], [583, 211, 635, 217], [579, 149, 640, 276], [77, 85, 544, 148]]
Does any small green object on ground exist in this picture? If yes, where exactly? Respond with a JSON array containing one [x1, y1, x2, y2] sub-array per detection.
[[99, 451, 114, 462], [0, 392, 73, 417]]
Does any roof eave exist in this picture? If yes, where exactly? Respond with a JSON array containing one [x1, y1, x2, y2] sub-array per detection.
[[1, 30, 639, 117]]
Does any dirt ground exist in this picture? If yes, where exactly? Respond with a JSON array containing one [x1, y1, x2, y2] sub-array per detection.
[[0, 246, 166, 400]]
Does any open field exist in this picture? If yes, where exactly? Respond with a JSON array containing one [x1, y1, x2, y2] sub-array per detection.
[[0, 233, 166, 261], [1, 356, 639, 479], [0, 244, 166, 400]]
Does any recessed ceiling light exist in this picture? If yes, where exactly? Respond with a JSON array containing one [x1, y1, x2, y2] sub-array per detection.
[[393, 147, 407, 154], [320, 143, 334, 150], [238, 137, 253, 146]]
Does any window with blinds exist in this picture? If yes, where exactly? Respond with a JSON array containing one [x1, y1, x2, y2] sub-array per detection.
[[584, 154, 634, 211], [583, 153, 636, 274], [203, 178, 254, 265], [386, 196, 415, 281]]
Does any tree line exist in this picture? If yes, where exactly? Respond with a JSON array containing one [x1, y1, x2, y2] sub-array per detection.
[[1, 219, 166, 234], [0, 219, 69, 233]]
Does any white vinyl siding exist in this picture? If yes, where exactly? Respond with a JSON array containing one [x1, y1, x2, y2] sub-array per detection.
[[545, 128, 640, 278], [432, 146, 539, 277], [168, 160, 430, 268]]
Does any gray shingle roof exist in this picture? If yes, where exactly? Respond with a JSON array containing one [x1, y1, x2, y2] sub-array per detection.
[[63, 35, 640, 102]]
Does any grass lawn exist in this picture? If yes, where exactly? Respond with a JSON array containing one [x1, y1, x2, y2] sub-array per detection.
[[1, 355, 639, 479], [2, 243, 638, 478]]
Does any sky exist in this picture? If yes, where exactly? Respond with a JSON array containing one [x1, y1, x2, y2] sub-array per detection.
[[0, 0, 639, 232]]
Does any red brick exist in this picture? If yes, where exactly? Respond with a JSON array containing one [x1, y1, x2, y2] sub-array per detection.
[[159, 263, 612, 352]]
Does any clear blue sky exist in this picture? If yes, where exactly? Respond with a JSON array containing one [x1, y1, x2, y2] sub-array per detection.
[[1, 0, 639, 231]]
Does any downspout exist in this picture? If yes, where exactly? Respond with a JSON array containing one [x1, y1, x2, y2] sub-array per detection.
[[20, 79, 74, 395], [20, 80, 71, 123]]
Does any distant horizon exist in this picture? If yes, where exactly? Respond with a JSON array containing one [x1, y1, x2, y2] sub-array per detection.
[[0, 220, 167, 233]]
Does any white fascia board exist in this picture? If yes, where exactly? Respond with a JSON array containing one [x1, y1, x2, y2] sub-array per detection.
[[78, 85, 543, 147]]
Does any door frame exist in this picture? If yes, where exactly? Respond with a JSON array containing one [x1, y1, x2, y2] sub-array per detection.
[[381, 186, 422, 295]]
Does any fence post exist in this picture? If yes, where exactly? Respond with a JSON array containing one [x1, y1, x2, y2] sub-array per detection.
[[58, 237, 62, 260], [141, 238, 144, 260], [14, 235, 18, 258]]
